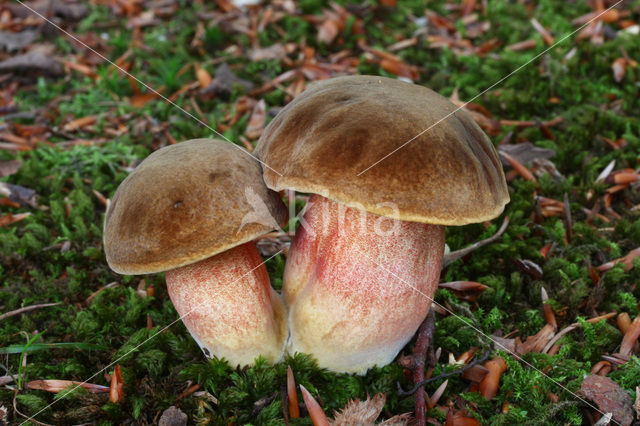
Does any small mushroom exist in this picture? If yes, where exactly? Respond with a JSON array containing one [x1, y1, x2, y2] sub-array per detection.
[[256, 76, 509, 374], [104, 139, 288, 367]]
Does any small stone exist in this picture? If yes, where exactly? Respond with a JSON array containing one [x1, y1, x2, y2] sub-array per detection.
[[158, 406, 187, 426]]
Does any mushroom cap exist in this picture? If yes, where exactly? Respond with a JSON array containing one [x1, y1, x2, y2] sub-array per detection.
[[104, 138, 287, 275], [255, 75, 509, 225]]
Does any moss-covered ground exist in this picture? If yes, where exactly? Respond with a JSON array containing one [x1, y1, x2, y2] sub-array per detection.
[[1, 0, 639, 424]]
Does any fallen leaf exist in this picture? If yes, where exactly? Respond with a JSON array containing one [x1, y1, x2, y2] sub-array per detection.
[[0, 53, 63, 76], [0, 213, 31, 228], [0, 182, 37, 208], [491, 336, 517, 353], [461, 364, 489, 383], [387, 37, 417, 52], [0, 30, 39, 52], [610, 171, 638, 185], [0, 160, 22, 178], [461, 0, 476, 16], [498, 142, 555, 165], [612, 58, 627, 82], [447, 411, 480, 426], [602, 137, 627, 150], [499, 151, 536, 182], [531, 18, 554, 45], [109, 364, 124, 403], [530, 158, 565, 183], [517, 324, 556, 354], [245, 99, 266, 139], [62, 59, 97, 78], [580, 375, 634, 426], [439, 281, 488, 292], [591, 360, 612, 376], [598, 247, 640, 273], [130, 92, 159, 108], [26, 379, 108, 394], [617, 312, 631, 334], [6, 0, 88, 20], [507, 39, 537, 51], [201, 63, 254, 100], [63, 115, 97, 132], [425, 10, 456, 32], [513, 259, 543, 279], [195, 65, 213, 88], [619, 315, 640, 357], [379, 58, 418, 81], [439, 281, 488, 302], [0, 198, 21, 208], [318, 14, 341, 44], [248, 44, 287, 61], [126, 10, 158, 29], [475, 38, 501, 56], [478, 357, 507, 399]]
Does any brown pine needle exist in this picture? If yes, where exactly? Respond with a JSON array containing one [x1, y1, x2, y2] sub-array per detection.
[[300, 385, 329, 426], [287, 366, 300, 419]]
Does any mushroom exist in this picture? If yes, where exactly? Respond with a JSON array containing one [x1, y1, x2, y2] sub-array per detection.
[[255, 76, 509, 374], [103, 138, 288, 367]]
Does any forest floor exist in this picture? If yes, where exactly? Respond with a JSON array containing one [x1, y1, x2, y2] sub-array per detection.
[[1, 0, 639, 424]]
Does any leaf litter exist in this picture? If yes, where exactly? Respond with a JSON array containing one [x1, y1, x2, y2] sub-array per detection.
[[0, 0, 639, 424]]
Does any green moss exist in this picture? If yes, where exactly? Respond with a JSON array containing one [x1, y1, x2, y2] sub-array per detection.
[[2, 0, 640, 423]]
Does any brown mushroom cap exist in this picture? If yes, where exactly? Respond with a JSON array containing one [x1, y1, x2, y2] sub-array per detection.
[[255, 75, 509, 225], [104, 139, 287, 275]]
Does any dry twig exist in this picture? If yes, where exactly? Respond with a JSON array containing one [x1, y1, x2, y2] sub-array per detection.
[[0, 302, 61, 322], [443, 216, 509, 267]]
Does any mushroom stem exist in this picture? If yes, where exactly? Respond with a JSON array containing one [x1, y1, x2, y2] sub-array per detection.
[[165, 241, 287, 367], [285, 195, 444, 374]]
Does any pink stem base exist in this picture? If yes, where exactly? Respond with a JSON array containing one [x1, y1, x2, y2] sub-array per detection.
[[165, 242, 287, 367], [285, 195, 444, 374]]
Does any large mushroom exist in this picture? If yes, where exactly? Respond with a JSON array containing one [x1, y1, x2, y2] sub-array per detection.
[[256, 76, 509, 374], [104, 138, 288, 367]]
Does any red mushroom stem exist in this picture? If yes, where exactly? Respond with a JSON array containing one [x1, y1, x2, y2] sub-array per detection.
[[285, 195, 444, 374], [165, 241, 287, 366]]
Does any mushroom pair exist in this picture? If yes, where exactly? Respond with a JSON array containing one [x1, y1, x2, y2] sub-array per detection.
[[255, 76, 509, 374], [104, 75, 508, 375], [103, 139, 288, 366]]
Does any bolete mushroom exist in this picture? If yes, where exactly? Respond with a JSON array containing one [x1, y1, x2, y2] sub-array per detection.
[[255, 76, 509, 374], [103, 138, 288, 367]]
